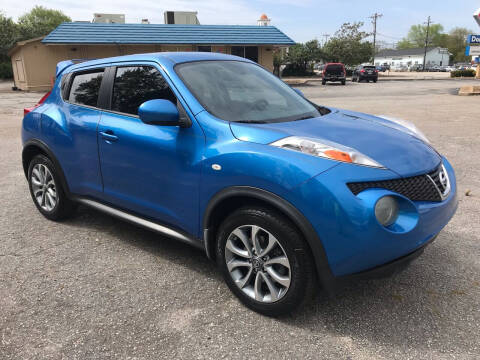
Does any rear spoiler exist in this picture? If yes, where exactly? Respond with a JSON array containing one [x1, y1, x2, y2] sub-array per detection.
[[56, 59, 97, 78]]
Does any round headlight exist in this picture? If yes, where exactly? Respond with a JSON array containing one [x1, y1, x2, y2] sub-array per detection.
[[375, 196, 399, 227]]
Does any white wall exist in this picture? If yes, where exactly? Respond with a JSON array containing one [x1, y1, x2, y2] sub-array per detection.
[[375, 48, 451, 67]]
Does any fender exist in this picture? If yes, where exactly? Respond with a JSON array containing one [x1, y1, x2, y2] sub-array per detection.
[[22, 139, 71, 198], [202, 186, 336, 294]]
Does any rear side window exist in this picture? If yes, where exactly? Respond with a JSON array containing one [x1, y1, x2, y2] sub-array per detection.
[[68, 70, 104, 107], [111, 66, 177, 116]]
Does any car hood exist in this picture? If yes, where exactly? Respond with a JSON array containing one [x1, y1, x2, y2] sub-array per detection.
[[229, 108, 441, 177]]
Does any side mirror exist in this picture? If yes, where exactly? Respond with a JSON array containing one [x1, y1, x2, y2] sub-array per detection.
[[138, 99, 180, 126], [293, 88, 304, 97]]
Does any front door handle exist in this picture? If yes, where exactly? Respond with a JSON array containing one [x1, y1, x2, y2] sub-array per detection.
[[100, 130, 118, 142]]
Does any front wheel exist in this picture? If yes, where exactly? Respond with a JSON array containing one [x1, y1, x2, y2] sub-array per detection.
[[341, 80, 346, 85], [216, 207, 316, 316], [321, 80, 326, 85]]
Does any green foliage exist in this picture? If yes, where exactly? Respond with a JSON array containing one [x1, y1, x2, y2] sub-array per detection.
[[398, 24, 445, 48], [17, 6, 71, 41], [322, 22, 373, 66], [282, 40, 322, 76], [0, 12, 19, 62], [397, 23, 472, 64], [0, 62, 13, 79], [447, 27, 472, 63], [450, 69, 476, 78]]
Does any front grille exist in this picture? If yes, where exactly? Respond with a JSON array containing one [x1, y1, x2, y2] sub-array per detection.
[[347, 166, 446, 202]]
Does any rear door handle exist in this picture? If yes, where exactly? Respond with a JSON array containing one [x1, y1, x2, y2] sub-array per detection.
[[99, 130, 118, 142]]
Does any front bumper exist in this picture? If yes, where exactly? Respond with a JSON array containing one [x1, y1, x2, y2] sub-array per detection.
[[338, 234, 436, 282], [291, 156, 458, 277]]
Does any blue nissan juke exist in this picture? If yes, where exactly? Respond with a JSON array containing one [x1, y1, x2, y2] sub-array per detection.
[[22, 52, 457, 315]]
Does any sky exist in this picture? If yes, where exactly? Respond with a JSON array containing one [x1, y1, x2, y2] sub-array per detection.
[[1, 0, 479, 44]]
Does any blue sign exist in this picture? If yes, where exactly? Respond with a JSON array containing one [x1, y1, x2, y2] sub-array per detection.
[[468, 35, 480, 44]]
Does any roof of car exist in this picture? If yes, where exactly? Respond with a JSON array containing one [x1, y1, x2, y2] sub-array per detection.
[[63, 52, 252, 72]]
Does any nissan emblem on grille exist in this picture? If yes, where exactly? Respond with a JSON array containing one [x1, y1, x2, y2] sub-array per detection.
[[347, 164, 450, 202], [428, 164, 451, 200]]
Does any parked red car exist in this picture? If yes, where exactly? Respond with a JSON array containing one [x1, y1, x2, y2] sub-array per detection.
[[322, 63, 346, 85]]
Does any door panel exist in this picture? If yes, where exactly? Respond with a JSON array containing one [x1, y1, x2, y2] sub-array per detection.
[[97, 64, 204, 236], [97, 112, 204, 235], [50, 68, 105, 197]]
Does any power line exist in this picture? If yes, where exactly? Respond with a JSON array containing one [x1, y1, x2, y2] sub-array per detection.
[[369, 12, 383, 62], [376, 32, 403, 40], [423, 16, 432, 71]]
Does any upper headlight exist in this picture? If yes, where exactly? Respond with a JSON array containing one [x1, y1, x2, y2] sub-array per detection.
[[270, 136, 384, 168], [377, 115, 430, 144]]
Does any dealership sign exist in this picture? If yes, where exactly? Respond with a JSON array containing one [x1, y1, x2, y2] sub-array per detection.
[[467, 34, 480, 44], [466, 46, 480, 56]]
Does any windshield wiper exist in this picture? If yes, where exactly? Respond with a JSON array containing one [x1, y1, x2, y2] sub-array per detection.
[[295, 115, 315, 121], [235, 120, 268, 124]]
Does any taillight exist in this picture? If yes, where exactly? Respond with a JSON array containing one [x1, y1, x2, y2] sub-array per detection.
[[24, 91, 51, 116], [360, 69, 365, 73]]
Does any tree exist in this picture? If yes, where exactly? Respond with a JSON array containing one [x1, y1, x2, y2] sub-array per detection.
[[0, 12, 19, 78], [323, 22, 373, 66], [446, 27, 472, 63], [282, 40, 323, 76], [397, 23, 445, 49], [17, 6, 70, 41], [0, 12, 19, 62]]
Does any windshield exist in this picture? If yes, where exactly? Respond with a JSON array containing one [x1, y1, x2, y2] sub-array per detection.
[[175, 60, 323, 123]]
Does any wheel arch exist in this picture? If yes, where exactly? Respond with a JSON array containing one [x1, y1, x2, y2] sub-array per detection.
[[22, 139, 71, 197], [202, 186, 335, 293]]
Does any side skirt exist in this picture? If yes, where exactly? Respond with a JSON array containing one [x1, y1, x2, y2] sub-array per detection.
[[76, 198, 203, 250]]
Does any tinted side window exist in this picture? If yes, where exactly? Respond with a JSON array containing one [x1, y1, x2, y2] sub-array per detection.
[[68, 70, 104, 107], [111, 66, 177, 116]]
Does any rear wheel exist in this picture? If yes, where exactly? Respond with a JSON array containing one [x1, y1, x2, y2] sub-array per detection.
[[28, 154, 76, 221], [322, 79, 326, 85], [341, 80, 346, 85], [373, 79, 377, 83], [216, 207, 316, 316]]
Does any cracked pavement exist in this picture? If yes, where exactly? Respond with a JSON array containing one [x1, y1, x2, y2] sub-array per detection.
[[0, 79, 479, 359]]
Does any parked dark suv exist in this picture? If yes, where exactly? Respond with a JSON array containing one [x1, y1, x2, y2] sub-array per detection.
[[352, 65, 378, 83], [322, 63, 346, 85]]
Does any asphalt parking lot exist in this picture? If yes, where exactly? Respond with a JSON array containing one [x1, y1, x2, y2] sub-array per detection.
[[1, 78, 479, 359]]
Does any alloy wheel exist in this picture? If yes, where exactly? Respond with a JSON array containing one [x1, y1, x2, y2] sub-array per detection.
[[224, 225, 291, 303], [31, 164, 57, 212]]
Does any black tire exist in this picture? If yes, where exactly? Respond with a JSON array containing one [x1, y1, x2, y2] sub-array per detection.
[[367, 79, 370, 83], [341, 80, 346, 85], [216, 207, 316, 316], [373, 79, 377, 83], [322, 80, 326, 85], [352, 77, 356, 82], [27, 154, 76, 221]]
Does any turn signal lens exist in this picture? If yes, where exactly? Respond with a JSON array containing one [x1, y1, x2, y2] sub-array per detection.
[[324, 149, 352, 163]]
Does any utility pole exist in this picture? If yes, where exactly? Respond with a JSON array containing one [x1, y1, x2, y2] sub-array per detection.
[[369, 12, 383, 63], [422, 16, 431, 71], [321, 34, 330, 46]]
